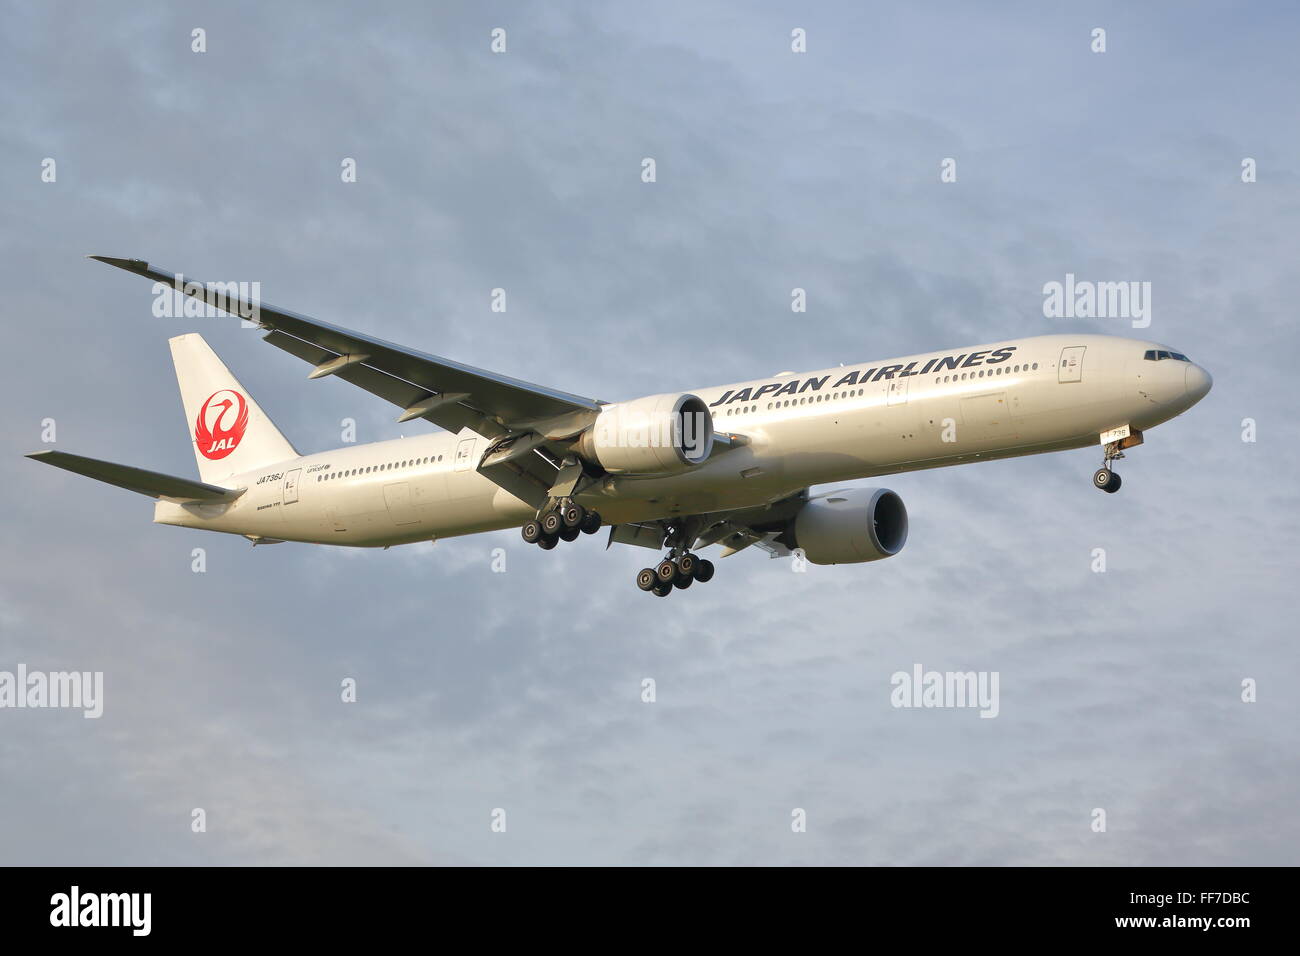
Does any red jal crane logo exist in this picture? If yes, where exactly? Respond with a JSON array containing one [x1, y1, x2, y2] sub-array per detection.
[[195, 389, 249, 460]]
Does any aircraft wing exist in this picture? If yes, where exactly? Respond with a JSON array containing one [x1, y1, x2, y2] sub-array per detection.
[[91, 256, 606, 507], [606, 493, 805, 559], [90, 257, 603, 437]]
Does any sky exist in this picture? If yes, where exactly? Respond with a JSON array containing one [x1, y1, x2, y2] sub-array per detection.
[[1, 0, 1297, 865]]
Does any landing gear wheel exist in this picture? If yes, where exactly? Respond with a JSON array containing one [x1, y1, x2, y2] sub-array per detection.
[[636, 568, 657, 591], [676, 553, 697, 578], [673, 573, 693, 590], [537, 534, 558, 550], [1103, 472, 1122, 493], [652, 582, 672, 597], [561, 503, 585, 529], [1093, 468, 1118, 492], [541, 511, 563, 536], [655, 559, 678, 584], [694, 559, 715, 583], [559, 526, 580, 542], [521, 519, 542, 545], [580, 511, 602, 535]]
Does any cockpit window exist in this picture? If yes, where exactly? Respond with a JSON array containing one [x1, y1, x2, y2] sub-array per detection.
[[1143, 350, 1191, 362]]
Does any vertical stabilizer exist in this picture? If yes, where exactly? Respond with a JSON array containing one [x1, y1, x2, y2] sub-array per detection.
[[169, 333, 298, 482]]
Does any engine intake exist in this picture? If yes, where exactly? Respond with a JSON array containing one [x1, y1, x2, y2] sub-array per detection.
[[577, 393, 714, 475], [789, 487, 908, 565]]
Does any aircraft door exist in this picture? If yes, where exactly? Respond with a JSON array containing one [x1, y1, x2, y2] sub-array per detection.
[[887, 378, 909, 406], [455, 437, 477, 472], [1058, 346, 1086, 383], [282, 468, 301, 504], [383, 482, 419, 526]]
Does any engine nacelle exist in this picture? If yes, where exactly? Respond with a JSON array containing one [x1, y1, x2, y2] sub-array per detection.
[[789, 487, 908, 565], [577, 393, 714, 475]]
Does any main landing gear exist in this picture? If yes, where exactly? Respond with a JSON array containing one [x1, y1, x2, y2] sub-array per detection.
[[635, 520, 715, 597], [635, 552, 715, 597], [521, 501, 602, 549], [1092, 438, 1127, 494]]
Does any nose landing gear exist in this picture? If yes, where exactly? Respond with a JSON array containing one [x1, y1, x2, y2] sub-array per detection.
[[1092, 429, 1142, 494], [1093, 467, 1122, 493]]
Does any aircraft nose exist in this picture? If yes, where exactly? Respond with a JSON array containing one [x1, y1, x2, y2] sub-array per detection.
[[1184, 363, 1212, 403]]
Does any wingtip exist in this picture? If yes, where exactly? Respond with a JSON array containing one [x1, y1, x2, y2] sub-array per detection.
[[87, 255, 149, 272]]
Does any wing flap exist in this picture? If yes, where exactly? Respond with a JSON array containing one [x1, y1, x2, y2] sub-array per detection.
[[261, 330, 495, 435]]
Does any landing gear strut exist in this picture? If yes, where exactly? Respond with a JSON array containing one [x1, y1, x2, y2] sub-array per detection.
[[636, 522, 715, 597], [521, 501, 602, 549], [1093, 439, 1126, 494]]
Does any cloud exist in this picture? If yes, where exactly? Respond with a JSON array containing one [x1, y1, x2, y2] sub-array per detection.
[[0, 0, 1296, 865]]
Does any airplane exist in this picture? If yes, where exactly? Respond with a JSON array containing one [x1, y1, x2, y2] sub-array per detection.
[[27, 256, 1212, 597]]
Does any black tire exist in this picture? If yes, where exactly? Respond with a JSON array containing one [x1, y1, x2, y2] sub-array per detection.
[[521, 519, 542, 544], [656, 559, 678, 584], [652, 582, 672, 597], [580, 511, 602, 535], [694, 559, 715, 583], [559, 525, 580, 542], [1093, 468, 1113, 490], [537, 534, 558, 550], [673, 573, 693, 590], [676, 553, 697, 578], [541, 511, 563, 536], [636, 568, 657, 591], [1103, 472, 1122, 494], [561, 503, 585, 528]]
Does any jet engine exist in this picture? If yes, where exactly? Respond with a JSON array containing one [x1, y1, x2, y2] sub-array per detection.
[[787, 487, 908, 565], [576, 393, 714, 475]]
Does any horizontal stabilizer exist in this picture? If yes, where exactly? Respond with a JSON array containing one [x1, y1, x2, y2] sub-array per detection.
[[25, 450, 245, 504]]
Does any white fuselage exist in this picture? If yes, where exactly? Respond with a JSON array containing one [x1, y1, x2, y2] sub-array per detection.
[[154, 334, 1211, 546]]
